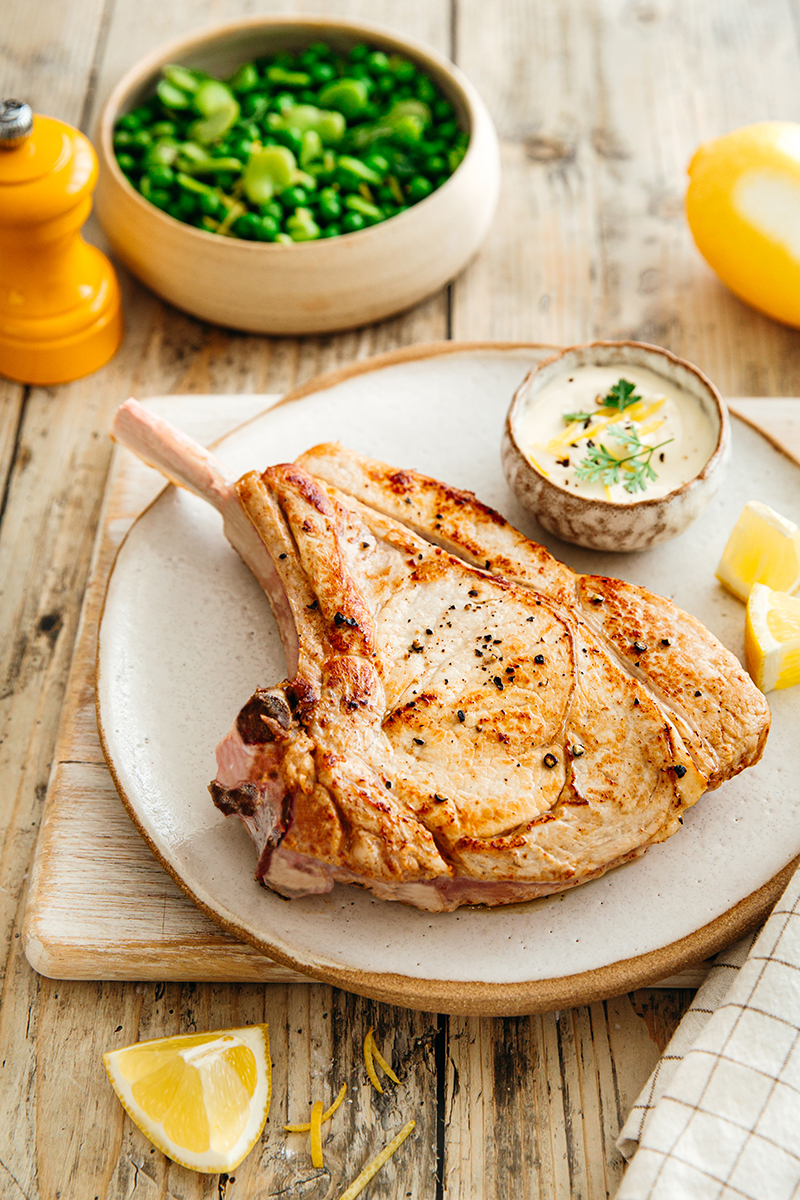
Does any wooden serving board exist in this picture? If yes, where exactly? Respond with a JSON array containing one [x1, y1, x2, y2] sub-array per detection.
[[22, 394, 797, 984]]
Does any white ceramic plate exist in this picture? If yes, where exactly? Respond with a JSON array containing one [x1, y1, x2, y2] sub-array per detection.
[[98, 345, 800, 1014]]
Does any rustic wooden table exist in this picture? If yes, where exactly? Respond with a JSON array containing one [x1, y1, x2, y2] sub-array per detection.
[[3, 1, 800, 1197]]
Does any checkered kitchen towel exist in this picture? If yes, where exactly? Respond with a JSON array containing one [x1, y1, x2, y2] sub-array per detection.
[[616, 863, 800, 1199]]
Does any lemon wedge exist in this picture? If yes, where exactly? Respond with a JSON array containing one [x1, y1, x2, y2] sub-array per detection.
[[745, 583, 800, 692], [103, 1025, 271, 1173], [715, 500, 800, 602], [686, 122, 800, 327]]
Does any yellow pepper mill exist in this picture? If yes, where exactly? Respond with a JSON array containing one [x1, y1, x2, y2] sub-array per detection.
[[0, 99, 123, 385]]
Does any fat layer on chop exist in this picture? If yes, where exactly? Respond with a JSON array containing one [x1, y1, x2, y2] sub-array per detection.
[[111, 406, 770, 913]]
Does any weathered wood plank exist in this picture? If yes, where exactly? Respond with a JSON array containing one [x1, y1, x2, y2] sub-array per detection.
[[452, 0, 800, 396]]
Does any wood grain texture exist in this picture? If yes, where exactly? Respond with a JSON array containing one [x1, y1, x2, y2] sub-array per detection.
[[4, 0, 800, 1195]]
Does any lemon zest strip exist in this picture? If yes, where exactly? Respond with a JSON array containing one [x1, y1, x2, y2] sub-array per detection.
[[337, 1120, 416, 1200], [364, 1027, 383, 1093], [525, 451, 550, 477], [283, 1082, 347, 1132], [310, 1100, 324, 1169], [367, 1031, 400, 1086]]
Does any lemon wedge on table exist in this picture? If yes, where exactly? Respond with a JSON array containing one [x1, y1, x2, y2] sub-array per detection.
[[686, 122, 800, 328], [715, 500, 800, 602], [103, 1025, 271, 1173], [745, 583, 800, 693]]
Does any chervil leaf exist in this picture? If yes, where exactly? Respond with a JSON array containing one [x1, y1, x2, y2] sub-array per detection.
[[604, 378, 641, 413], [562, 410, 595, 424], [574, 433, 674, 494]]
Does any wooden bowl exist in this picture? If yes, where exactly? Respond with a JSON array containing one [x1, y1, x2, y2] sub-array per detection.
[[94, 16, 500, 334], [502, 341, 731, 552]]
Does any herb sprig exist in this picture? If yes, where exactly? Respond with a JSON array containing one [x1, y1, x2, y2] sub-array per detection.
[[562, 378, 642, 426], [603, 378, 642, 412], [574, 426, 673, 494]]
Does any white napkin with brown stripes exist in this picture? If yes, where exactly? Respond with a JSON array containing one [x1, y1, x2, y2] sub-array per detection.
[[615, 864, 800, 1199]]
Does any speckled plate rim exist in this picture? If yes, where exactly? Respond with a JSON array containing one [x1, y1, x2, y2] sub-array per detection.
[[96, 341, 799, 1016]]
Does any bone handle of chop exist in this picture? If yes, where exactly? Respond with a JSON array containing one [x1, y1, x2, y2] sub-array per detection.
[[110, 398, 300, 673], [111, 398, 234, 510]]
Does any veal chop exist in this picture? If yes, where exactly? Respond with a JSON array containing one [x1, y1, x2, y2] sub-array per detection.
[[112, 401, 770, 913]]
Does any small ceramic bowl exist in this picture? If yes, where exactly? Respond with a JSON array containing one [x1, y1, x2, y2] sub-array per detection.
[[94, 15, 500, 335], [502, 341, 730, 552]]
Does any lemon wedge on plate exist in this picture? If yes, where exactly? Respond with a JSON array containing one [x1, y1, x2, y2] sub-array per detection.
[[745, 583, 800, 692], [103, 1025, 271, 1173], [686, 122, 800, 327], [715, 500, 800, 602]]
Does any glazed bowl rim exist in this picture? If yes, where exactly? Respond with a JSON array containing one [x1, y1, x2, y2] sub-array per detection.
[[505, 339, 730, 513], [98, 12, 488, 253]]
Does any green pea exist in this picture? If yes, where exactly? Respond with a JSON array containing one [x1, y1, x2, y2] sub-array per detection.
[[241, 93, 269, 118], [199, 191, 226, 217], [376, 74, 395, 95], [233, 212, 261, 239], [228, 61, 259, 93], [323, 223, 341, 238], [113, 130, 135, 148], [363, 153, 389, 175], [437, 120, 458, 140], [416, 77, 436, 103], [448, 146, 466, 172], [286, 206, 321, 240], [147, 163, 176, 187], [131, 104, 156, 124], [151, 121, 177, 138], [309, 61, 336, 84], [341, 211, 366, 233], [317, 189, 342, 221], [280, 185, 307, 209], [172, 193, 199, 218], [274, 233, 294, 244], [117, 112, 142, 131], [308, 42, 331, 58], [433, 98, 454, 121], [406, 175, 433, 202], [148, 188, 172, 209], [428, 155, 447, 176], [318, 78, 369, 118], [349, 43, 369, 62], [257, 214, 281, 240], [260, 200, 283, 220], [228, 135, 254, 159], [387, 55, 416, 82], [278, 128, 303, 156], [117, 153, 137, 174], [367, 51, 390, 74], [130, 129, 153, 149]]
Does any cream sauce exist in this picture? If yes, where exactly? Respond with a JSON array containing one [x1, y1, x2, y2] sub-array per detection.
[[514, 364, 717, 504]]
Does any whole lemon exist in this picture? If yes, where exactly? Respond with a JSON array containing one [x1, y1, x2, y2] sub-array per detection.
[[686, 122, 800, 328]]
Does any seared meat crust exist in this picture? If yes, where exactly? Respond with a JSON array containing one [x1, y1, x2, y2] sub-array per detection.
[[207, 445, 764, 912]]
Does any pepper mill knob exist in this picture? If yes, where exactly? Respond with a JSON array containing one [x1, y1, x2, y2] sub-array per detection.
[[0, 100, 33, 148], [0, 101, 123, 385]]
